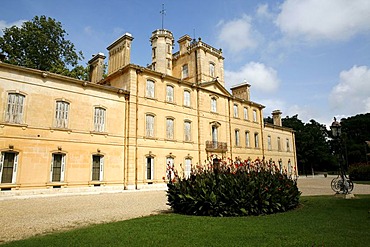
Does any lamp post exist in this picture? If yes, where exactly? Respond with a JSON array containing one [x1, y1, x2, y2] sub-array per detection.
[[330, 117, 353, 195]]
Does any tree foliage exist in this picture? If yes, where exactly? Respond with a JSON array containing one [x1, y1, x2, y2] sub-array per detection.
[[0, 15, 87, 80]]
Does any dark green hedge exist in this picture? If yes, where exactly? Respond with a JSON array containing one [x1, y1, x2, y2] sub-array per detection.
[[349, 163, 370, 181], [166, 159, 301, 217]]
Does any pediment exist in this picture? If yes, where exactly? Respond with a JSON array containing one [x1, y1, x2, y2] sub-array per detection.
[[199, 80, 231, 97]]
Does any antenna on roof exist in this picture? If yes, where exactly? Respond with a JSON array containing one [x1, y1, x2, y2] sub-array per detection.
[[160, 3, 166, 29]]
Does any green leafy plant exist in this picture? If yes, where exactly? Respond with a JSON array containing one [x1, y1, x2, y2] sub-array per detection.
[[166, 157, 301, 217], [349, 163, 370, 181]]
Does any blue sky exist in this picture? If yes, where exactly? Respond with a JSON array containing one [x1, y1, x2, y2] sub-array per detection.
[[1, 0, 370, 127]]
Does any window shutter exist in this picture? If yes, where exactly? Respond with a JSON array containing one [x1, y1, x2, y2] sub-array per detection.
[[100, 156, 104, 181], [60, 155, 65, 182]]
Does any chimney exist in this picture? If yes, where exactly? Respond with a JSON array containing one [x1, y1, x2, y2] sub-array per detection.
[[107, 33, 134, 75], [88, 53, 106, 83], [272, 110, 282, 126], [177, 35, 192, 55], [230, 81, 251, 101]]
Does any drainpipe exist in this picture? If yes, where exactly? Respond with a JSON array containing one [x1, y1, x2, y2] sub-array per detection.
[[135, 69, 141, 189], [259, 109, 265, 159], [124, 93, 130, 189], [228, 98, 233, 160]]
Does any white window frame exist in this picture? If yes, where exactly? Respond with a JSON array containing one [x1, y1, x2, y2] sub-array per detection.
[[55, 101, 69, 128], [286, 138, 291, 152], [209, 62, 215, 77], [235, 129, 240, 146], [166, 118, 174, 140], [183, 90, 191, 107], [94, 107, 106, 132], [254, 133, 259, 148], [184, 121, 191, 142], [5, 93, 25, 124], [182, 64, 189, 79], [146, 156, 154, 180], [146, 114, 155, 137], [211, 98, 217, 113], [92, 155, 104, 181], [50, 153, 66, 182], [253, 110, 257, 122], [166, 85, 174, 103], [267, 136, 272, 150], [185, 158, 192, 178], [0, 152, 18, 184], [146, 80, 155, 98], [244, 107, 248, 120], [233, 104, 238, 118], [245, 131, 250, 147]]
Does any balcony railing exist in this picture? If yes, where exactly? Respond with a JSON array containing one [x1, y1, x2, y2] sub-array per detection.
[[205, 141, 227, 152]]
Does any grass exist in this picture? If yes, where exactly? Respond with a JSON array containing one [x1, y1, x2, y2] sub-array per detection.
[[354, 181, 370, 185], [3, 195, 370, 247]]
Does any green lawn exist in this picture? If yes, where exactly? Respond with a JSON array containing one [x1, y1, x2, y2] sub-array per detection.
[[3, 195, 370, 247]]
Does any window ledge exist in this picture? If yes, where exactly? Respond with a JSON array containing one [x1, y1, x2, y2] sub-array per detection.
[[50, 127, 72, 133], [183, 141, 194, 144], [144, 136, 158, 140], [0, 122, 28, 128], [145, 96, 157, 101], [90, 131, 108, 136]]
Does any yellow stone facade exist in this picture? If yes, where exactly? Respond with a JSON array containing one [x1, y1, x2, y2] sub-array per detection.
[[0, 28, 297, 191]]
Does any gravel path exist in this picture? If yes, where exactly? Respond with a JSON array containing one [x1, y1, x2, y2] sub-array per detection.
[[1, 177, 370, 243]]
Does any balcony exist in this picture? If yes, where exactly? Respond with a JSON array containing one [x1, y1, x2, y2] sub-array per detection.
[[205, 141, 227, 152]]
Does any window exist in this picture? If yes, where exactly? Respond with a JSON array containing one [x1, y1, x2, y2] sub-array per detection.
[[146, 156, 154, 180], [146, 80, 155, 98], [167, 59, 171, 69], [182, 64, 188, 78], [184, 121, 191, 142], [211, 98, 217, 112], [185, 158, 192, 178], [254, 133, 259, 148], [167, 43, 171, 54], [166, 157, 174, 181], [235, 129, 240, 146], [278, 137, 282, 151], [212, 125, 218, 148], [166, 118, 174, 140], [233, 104, 239, 118], [0, 152, 18, 184], [5, 93, 25, 124], [243, 107, 248, 120], [55, 101, 69, 128], [51, 153, 65, 182], [253, 110, 257, 122], [184, 90, 191, 107], [267, 136, 272, 150], [94, 107, 106, 132], [152, 48, 156, 58], [92, 155, 104, 181], [286, 138, 291, 152], [245, 131, 250, 147], [166, 85, 174, 103], [209, 62, 215, 77], [146, 114, 155, 137]]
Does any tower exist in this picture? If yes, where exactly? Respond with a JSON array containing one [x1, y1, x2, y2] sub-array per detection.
[[150, 29, 174, 75]]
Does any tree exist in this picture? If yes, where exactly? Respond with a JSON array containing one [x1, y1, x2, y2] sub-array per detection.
[[0, 15, 87, 80]]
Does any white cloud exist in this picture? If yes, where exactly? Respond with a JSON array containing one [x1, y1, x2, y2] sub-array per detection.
[[329, 65, 370, 115], [0, 19, 26, 35], [217, 15, 259, 54], [276, 0, 370, 42], [225, 62, 280, 92], [256, 3, 273, 19]]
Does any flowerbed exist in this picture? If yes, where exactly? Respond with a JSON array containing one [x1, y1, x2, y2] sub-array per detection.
[[166, 158, 301, 216]]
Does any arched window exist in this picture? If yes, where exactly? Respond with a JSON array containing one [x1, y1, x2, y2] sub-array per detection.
[[254, 132, 259, 148], [184, 120, 191, 142], [182, 64, 188, 78], [209, 62, 215, 77], [245, 131, 250, 147], [183, 90, 191, 107], [166, 117, 174, 140], [94, 107, 106, 132], [211, 97, 217, 113], [146, 114, 155, 137]]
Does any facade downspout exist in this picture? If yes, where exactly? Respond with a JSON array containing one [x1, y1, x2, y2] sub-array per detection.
[[135, 69, 141, 189], [228, 98, 233, 160], [195, 49, 202, 164], [124, 93, 130, 189], [292, 131, 298, 173], [259, 109, 265, 159]]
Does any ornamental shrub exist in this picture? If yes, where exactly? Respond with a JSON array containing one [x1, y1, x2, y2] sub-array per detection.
[[166, 158, 301, 217], [349, 163, 370, 181]]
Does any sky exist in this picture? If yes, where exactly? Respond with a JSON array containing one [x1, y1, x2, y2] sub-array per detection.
[[1, 0, 370, 127]]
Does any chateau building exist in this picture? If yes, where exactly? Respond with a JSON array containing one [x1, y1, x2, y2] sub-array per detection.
[[0, 28, 297, 191]]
